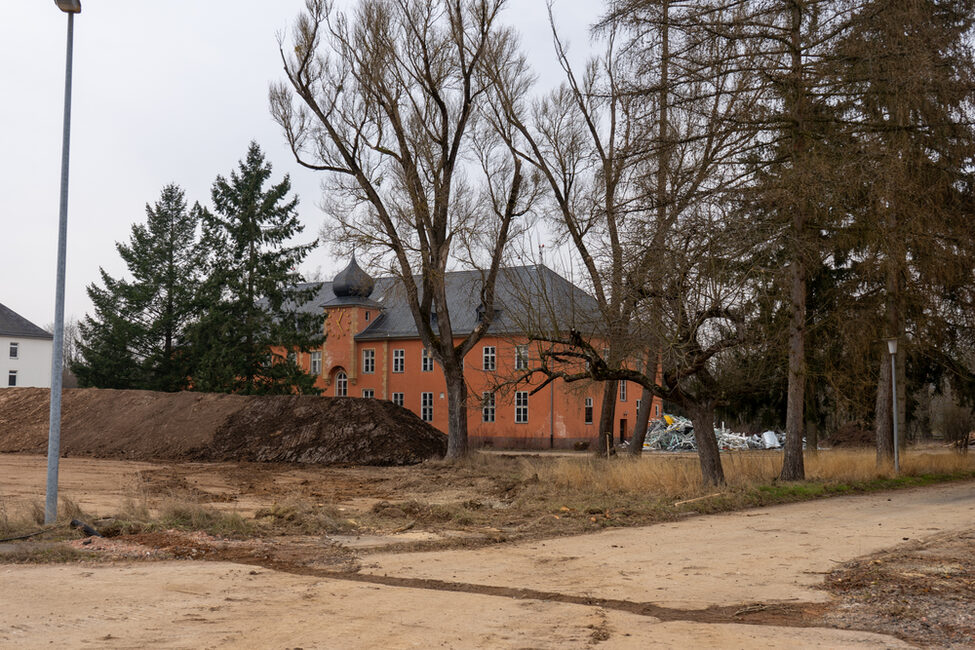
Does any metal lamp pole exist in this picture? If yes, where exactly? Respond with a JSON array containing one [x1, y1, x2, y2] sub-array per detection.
[[886, 337, 899, 474], [45, 0, 82, 525]]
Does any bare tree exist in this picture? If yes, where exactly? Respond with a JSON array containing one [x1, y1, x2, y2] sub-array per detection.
[[271, 0, 537, 458], [498, 0, 764, 483]]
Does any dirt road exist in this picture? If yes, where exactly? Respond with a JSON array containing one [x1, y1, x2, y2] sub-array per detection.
[[1, 455, 972, 647], [362, 482, 975, 609]]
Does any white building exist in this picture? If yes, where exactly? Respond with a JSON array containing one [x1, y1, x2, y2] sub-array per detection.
[[0, 303, 53, 388]]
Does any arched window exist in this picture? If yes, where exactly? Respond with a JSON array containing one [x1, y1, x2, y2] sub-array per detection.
[[335, 371, 347, 397]]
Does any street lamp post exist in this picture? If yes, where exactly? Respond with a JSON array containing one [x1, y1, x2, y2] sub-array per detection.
[[45, 0, 82, 525], [886, 337, 899, 474]]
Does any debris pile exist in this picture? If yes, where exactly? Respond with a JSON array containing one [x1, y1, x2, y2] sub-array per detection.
[[636, 414, 786, 452]]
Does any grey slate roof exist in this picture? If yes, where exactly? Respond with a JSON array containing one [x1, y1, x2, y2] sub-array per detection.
[[0, 303, 53, 340], [292, 265, 600, 341]]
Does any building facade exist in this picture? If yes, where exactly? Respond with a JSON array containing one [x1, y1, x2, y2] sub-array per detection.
[[288, 259, 660, 449], [0, 303, 53, 389]]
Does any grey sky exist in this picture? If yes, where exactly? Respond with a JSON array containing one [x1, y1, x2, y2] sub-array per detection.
[[1, 1, 602, 328]]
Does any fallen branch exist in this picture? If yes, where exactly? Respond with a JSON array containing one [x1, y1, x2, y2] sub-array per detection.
[[673, 493, 723, 507], [390, 520, 416, 534], [734, 604, 767, 617]]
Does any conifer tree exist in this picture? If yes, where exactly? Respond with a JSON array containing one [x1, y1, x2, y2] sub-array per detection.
[[73, 184, 202, 391], [829, 0, 975, 462], [187, 142, 323, 395]]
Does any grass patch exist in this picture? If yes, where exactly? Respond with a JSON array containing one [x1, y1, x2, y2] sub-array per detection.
[[0, 496, 91, 541], [254, 499, 359, 535], [101, 499, 253, 539], [152, 500, 253, 538], [499, 449, 975, 533]]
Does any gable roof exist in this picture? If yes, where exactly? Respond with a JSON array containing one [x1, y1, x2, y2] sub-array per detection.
[[0, 303, 53, 340], [292, 264, 600, 341]]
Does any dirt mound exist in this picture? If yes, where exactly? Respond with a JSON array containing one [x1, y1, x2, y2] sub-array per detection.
[[0, 388, 445, 465], [200, 396, 447, 466]]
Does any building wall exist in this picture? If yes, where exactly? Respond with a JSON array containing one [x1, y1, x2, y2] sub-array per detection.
[[0, 336, 52, 388], [292, 305, 662, 449]]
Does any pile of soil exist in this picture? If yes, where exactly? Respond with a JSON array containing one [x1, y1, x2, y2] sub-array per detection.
[[0, 388, 445, 466], [201, 396, 447, 466]]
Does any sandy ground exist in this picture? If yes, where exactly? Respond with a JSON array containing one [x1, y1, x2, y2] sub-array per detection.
[[0, 562, 909, 649], [362, 482, 975, 609], [0, 454, 284, 517], [0, 454, 158, 514], [1, 454, 972, 647]]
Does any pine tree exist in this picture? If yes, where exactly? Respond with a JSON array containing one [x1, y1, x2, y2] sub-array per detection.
[[830, 0, 975, 462], [73, 184, 202, 391], [187, 142, 323, 395]]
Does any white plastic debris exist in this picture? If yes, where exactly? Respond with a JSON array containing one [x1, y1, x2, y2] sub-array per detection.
[[639, 415, 786, 453], [761, 430, 781, 449]]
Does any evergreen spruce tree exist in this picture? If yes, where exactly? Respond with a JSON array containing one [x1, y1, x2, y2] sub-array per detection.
[[829, 0, 975, 462], [188, 142, 323, 395], [73, 184, 202, 391]]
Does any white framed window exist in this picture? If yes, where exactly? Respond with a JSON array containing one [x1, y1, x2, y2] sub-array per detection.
[[393, 349, 405, 373], [422, 349, 434, 372], [362, 389, 375, 398], [391, 392, 404, 407], [515, 391, 529, 423], [7, 371, 16, 387], [335, 371, 347, 397], [362, 349, 375, 374], [636, 399, 642, 412], [310, 351, 322, 375], [655, 404, 661, 417], [421, 392, 434, 422], [482, 345, 496, 371], [364, 311, 371, 321], [585, 397, 593, 425], [8, 342, 18, 359], [515, 344, 529, 370], [288, 351, 297, 364], [620, 381, 627, 401], [482, 391, 495, 423]]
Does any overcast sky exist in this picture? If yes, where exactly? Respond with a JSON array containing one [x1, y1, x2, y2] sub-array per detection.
[[1, 1, 602, 329]]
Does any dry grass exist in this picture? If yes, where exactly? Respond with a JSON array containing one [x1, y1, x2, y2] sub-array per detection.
[[522, 449, 975, 500], [153, 500, 252, 538], [0, 496, 89, 540], [254, 498, 359, 535]]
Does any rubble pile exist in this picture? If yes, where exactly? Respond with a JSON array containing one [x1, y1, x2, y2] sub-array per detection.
[[635, 415, 787, 452]]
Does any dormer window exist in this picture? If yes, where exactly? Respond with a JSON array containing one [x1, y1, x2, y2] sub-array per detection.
[[476, 303, 501, 322]]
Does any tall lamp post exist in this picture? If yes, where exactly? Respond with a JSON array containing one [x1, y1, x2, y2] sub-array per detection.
[[45, 0, 82, 525], [885, 337, 899, 474]]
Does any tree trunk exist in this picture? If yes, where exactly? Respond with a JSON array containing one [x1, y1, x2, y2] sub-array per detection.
[[595, 380, 618, 455], [782, 255, 807, 480], [805, 418, 819, 455], [875, 350, 894, 464], [628, 386, 653, 456], [896, 342, 906, 452], [443, 362, 469, 460], [781, 0, 808, 482], [690, 403, 724, 486]]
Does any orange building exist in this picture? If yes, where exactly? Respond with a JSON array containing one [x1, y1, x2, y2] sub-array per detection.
[[290, 258, 661, 449]]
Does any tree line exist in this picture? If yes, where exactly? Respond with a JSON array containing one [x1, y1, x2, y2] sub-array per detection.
[[73, 142, 323, 395], [271, 0, 975, 478]]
